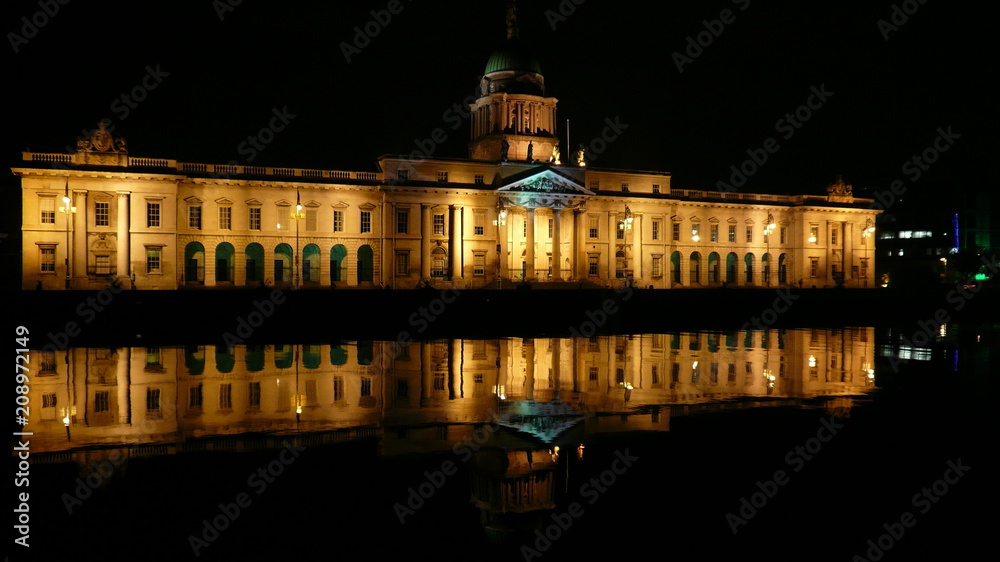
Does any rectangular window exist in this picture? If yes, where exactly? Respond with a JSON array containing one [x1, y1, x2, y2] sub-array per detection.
[[433, 214, 445, 235], [780, 226, 787, 244], [590, 180, 600, 190], [42, 393, 57, 409], [474, 174, 485, 185], [40, 246, 56, 273], [189, 384, 203, 409], [746, 226, 753, 243], [95, 202, 110, 227], [219, 206, 232, 230], [361, 377, 372, 397], [360, 211, 372, 233], [40, 197, 55, 224], [333, 376, 345, 401], [810, 226, 819, 244], [588, 255, 599, 276], [397, 210, 408, 234], [652, 256, 662, 277], [333, 210, 344, 232], [219, 383, 232, 410], [652, 220, 661, 241], [91, 390, 109, 413], [95, 255, 111, 275], [474, 253, 486, 276], [189, 205, 201, 229], [396, 251, 408, 276], [691, 224, 700, 241], [305, 209, 317, 232], [146, 388, 161, 414], [621, 182, 630, 192], [474, 212, 485, 236], [146, 248, 161, 274], [810, 257, 819, 277], [672, 222, 680, 242], [652, 184, 661, 194], [589, 215, 599, 239], [397, 169, 409, 181], [617, 223, 625, 240], [831, 227, 838, 245], [711, 224, 719, 243], [248, 382, 261, 409], [146, 347, 161, 368], [548, 218, 553, 239], [147, 202, 160, 227], [861, 258, 869, 279], [249, 207, 261, 231], [728, 225, 736, 243], [397, 379, 409, 398], [437, 171, 449, 182]]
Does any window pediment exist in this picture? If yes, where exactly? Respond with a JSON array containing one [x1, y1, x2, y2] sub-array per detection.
[[184, 196, 203, 204], [215, 197, 233, 205], [359, 202, 377, 211]]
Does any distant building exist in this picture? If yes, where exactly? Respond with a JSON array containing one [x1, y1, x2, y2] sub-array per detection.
[[13, 8, 880, 291]]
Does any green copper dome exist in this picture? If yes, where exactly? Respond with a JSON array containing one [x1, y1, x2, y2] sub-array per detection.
[[485, 40, 542, 75]]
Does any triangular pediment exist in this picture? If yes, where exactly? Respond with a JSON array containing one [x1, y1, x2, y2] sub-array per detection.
[[498, 168, 593, 196]]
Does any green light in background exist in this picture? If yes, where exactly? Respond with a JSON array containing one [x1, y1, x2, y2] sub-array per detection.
[[974, 273, 988, 281]]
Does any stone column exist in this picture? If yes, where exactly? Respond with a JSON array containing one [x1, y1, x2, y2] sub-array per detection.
[[421, 204, 432, 280], [573, 210, 583, 280], [552, 208, 562, 281], [633, 213, 642, 280], [116, 192, 130, 288], [525, 208, 536, 280], [449, 339, 461, 400], [73, 190, 87, 285], [498, 214, 509, 283], [450, 205, 463, 280], [525, 339, 535, 401], [116, 348, 131, 425]]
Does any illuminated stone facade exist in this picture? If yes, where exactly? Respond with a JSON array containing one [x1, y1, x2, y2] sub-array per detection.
[[28, 330, 874, 456], [14, 19, 879, 291]]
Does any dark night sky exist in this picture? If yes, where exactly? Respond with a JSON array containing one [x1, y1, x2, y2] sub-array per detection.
[[2, 0, 996, 198]]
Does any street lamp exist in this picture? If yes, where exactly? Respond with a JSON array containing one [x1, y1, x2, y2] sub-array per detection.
[[763, 213, 776, 285], [617, 204, 633, 232], [290, 195, 305, 289], [58, 182, 77, 289], [862, 217, 875, 287], [493, 197, 508, 289]]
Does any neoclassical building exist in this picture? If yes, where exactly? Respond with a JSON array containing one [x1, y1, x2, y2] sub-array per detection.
[[14, 11, 879, 291]]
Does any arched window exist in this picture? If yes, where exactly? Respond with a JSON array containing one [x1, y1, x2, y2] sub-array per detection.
[[689, 252, 701, 285], [670, 252, 681, 284], [708, 252, 720, 284], [615, 250, 626, 278], [184, 242, 205, 284], [744, 253, 755, 284], [215, 344, 235, 373], [762, 253, 772, 285], [726, 253, 738, 284], [357, 341, 374, 366], [215, 242, 235, 284], [778, 253, 788, 284], [245, 243, 264, 284], [303, 244, 320, 284], [358, 245, 374, 283], [330, 245, 347, 283], [185, 345, 205, 375], [330, 343, 348, 366], [274, 344, 293, 369], [274, 244, 293, 284], [303, 345, 321, 369], [431, 247, 447, 279]]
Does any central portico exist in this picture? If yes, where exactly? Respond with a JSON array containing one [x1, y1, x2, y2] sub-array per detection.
[[496, 167, 593, 282]]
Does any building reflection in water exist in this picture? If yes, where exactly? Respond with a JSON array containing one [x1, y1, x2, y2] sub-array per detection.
[[27, 328, 876, 461]]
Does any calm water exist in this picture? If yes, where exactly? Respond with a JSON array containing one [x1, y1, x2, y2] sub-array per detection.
[[20, 325, 993, 561]]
